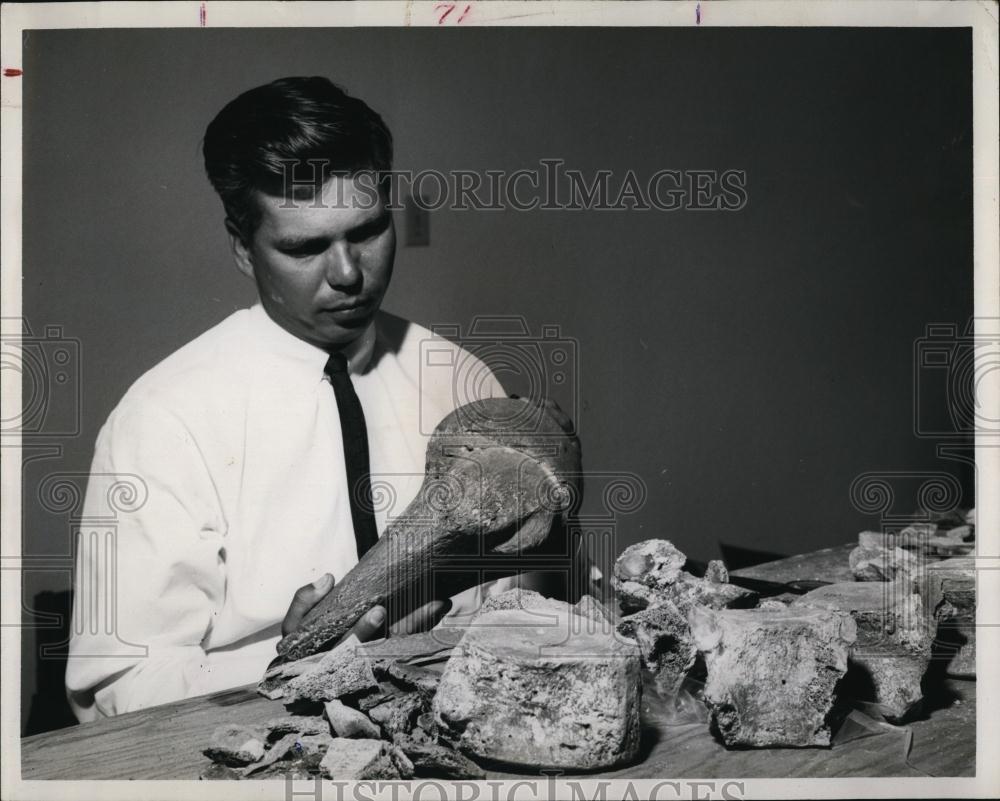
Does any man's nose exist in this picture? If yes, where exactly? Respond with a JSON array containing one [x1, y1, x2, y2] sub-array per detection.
[[323, 241, 362, 288]]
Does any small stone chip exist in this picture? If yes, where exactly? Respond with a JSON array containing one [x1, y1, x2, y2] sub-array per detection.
[[264, 715, 326, 741], [244, 733, 301, 776], [324, 699, 381, 739], [319, 738, 403, 780], [203, 724, 267, 766], [199, 762, 247, 780], [704, 560, 729, 584]]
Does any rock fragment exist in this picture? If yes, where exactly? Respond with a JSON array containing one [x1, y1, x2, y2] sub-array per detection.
[[849, 543, 918, 582], [617, 601, 697, 698], [202, 724, 267, 766], [244, 733, 301, 776], [689, 605, 856, 747], [380, 661, 441, 699], [324, 699, 381, 739], [611, 539, 754, 614], [283, 635, 378, 703], [199, 763, 246, 780], [318, 738, 404, 780], [263, 715, 326, 741], [704, 560, 729, 583], [915, 556, 976, 677], [367, 691, 425, 738], [668, 573, 757, 614], [612, 539, 687, 612], [897, 523, 936, 549], [258, 652, 326, 698], [393, 736, 486, 779], [793, 582, 933, 720], [433, 609, 642, 770]]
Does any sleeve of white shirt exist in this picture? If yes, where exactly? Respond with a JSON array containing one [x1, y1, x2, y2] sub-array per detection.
[[65, 397, 228, 720]]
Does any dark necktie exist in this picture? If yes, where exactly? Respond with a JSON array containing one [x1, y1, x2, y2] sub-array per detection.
[[324, 352, 380, 559]]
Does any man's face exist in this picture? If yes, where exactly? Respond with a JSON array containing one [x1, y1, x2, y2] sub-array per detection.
[[230, 176, 396, 350]]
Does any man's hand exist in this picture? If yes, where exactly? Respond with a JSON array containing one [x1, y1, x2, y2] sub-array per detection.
[[282, 572, 451, 643]]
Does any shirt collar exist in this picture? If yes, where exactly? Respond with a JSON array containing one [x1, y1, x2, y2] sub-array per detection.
[[248, 303, 376, 377]]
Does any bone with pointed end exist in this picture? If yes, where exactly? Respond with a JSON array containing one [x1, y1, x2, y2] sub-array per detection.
[[271, 397, 582, 667]]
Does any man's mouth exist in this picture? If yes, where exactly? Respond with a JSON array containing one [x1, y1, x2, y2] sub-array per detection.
[[320, 300, 374, 322]]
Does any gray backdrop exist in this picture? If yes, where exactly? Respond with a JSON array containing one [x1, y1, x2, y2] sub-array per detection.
[[19, 27, 973, 732]]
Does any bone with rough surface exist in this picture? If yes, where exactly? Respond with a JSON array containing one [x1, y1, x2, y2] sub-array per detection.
[[433, 609, 642, 770], [612, 539, 688, 612], [274, 398, 582, 664], [689, 605, 856, 747], [617, 600, 697, 698], [793, 581, 933, 720]]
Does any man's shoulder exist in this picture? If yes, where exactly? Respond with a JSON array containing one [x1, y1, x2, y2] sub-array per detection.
[[114, 309, 254, 417], [372, 310, 507, 401], [373, 310, 480, 368]]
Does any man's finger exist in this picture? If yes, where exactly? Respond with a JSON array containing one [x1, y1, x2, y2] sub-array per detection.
[[281, 573, 334, 636], [347, 605, 388, 643], [389, 599, 452, 636]]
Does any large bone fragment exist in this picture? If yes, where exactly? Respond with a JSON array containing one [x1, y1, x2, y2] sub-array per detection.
[[792, 582, 933, 720], [689, 606, 856, 747], [276, 398, 582, 663], [433, 609, 642, 771], [915, 556, 976, 677]]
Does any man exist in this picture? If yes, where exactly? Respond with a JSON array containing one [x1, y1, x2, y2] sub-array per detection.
[[65, 77, 519, 720]]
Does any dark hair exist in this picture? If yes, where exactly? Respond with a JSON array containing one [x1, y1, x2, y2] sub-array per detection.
[[203, 76, 393, 237]]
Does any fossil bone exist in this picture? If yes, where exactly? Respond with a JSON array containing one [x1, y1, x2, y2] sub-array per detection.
[[273, 397, 582, 664]]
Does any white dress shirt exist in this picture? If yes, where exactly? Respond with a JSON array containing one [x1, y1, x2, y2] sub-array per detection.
[[65, 303, 506, 720]]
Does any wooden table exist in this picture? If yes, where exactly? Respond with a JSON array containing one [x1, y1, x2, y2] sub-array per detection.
[[20, 544, 975, 780]]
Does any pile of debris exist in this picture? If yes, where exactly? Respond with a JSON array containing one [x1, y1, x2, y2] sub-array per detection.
[[201, 592, 642, 779], [848, 507, 976, 678], [201, 631, 483, 780], [203, 508, 977, 775]]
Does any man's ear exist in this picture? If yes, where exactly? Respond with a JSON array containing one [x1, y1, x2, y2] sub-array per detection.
[[225, 218, 255, 280]]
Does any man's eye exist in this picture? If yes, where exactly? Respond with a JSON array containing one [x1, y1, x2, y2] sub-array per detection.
[[281, 242, 327, 257]]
